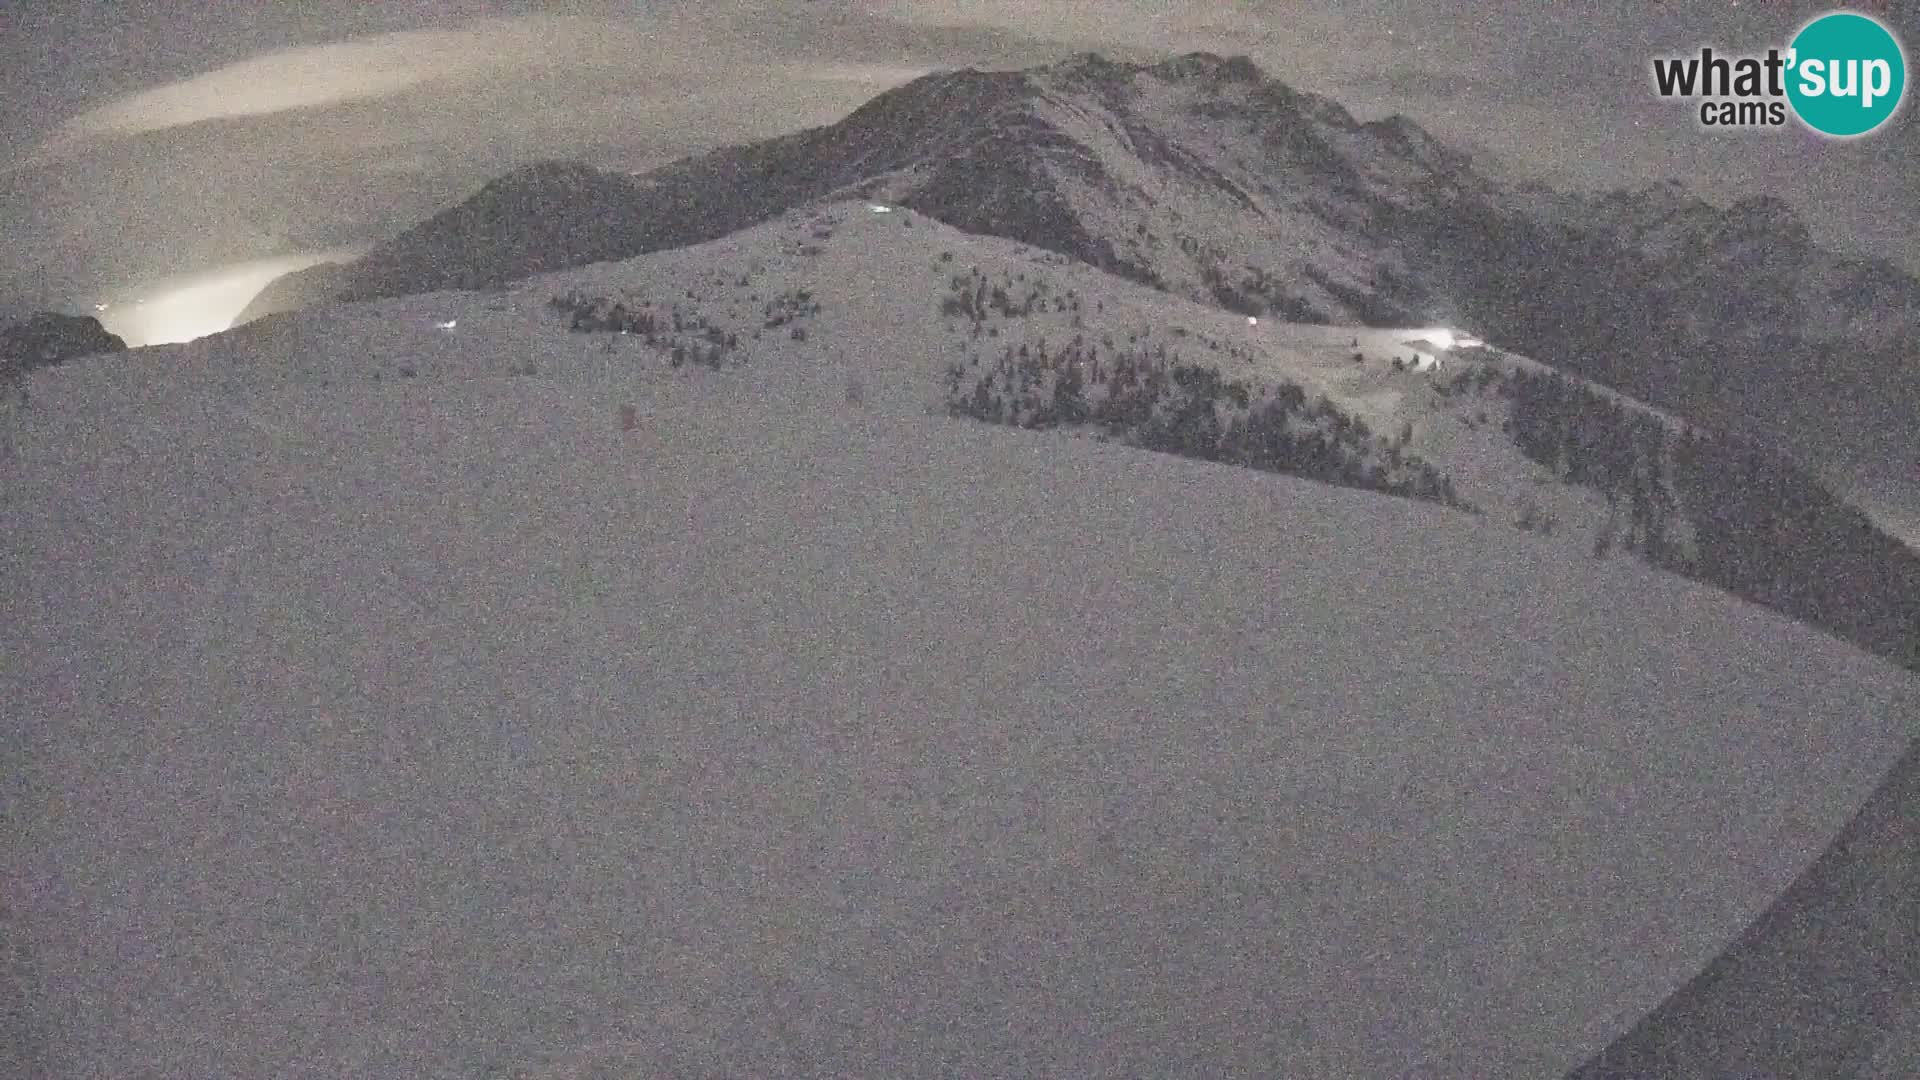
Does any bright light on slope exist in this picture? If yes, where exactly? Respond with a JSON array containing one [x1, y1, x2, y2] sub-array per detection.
[[99, 249, 361, 346]]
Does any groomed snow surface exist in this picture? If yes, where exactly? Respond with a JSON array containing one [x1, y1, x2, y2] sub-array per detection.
[[6, 240, 1918, 1077]]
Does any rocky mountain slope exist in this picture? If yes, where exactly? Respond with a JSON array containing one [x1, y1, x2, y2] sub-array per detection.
[[235, 51, 1917, 516], [240, 53, 1477, 321]]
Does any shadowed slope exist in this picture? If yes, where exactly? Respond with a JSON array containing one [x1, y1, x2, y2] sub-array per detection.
[[1567, 732, 1919, 1078]]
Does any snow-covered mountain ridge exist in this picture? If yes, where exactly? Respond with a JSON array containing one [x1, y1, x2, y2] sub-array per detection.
[[226, 201, 1920, 669], [6, 196, 1918, 1078], [232, 51, 1920, 572], [65, 200, 1920, 674]]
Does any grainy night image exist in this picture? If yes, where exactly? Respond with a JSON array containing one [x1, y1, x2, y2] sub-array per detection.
[[3, 2, 1916, 1076]]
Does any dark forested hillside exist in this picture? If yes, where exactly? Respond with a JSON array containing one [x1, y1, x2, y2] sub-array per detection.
[[1499, 365, 1920, 672]]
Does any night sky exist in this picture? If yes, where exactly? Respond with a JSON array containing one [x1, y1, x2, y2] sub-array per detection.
[[1, 0, 1915, 316]]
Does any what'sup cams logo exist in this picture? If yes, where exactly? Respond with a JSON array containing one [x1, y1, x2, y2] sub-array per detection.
[[1652, 9, 1907, 137]]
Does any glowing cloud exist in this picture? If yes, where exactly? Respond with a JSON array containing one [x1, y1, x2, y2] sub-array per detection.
[[53, 32, 491, 139], [100, 250, 361, 347], [23, 16, 656, 167]]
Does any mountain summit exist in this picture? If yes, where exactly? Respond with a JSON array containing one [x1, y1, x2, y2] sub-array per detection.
[[239, 52, 1487, 321], [236, 51, 1916, 508]]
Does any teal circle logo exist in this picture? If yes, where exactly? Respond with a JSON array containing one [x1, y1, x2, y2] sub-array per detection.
[[1786, 11, 1906, 137]]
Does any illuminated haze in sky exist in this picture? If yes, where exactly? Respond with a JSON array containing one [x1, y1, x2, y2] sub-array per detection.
[[91, 249, 363, 346]]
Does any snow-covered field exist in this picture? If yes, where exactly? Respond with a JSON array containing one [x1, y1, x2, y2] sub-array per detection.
[[5, 207, 1917, 1077]]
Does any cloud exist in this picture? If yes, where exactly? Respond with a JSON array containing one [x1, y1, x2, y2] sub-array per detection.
[[20, 14, 712, 167], [4, 0, 1914, 313], [48, 30, 493, 142], [789, 63, 939, 86]]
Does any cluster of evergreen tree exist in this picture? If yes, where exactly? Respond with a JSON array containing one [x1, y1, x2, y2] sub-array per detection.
[[548, 290, 743, 370], [939, 267, 1084, 332], [552, 291, 657, 336], [1195, 258, 1321, 322], [944, 335, 1467, 510], [1500, 362, 1920, 672], [1434, 362, 1506, 400], [1504, 367, 1684, 564], [1670, 431, 1920, 672], [762, 288, 822, 328]]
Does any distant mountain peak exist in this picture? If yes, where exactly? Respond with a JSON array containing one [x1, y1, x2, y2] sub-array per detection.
[[243, 45, 1913, 400], [1606, 178, 1710, 215], [1725, 193, 1804, 231], [837, 64, 1037, 135], [1042, 50, 1130, 77], [1638, 177, 1695, 202], [1716, 193, 1812, 254], [1360, 113, 1462, 170], [1152, 51, 1267, 83]]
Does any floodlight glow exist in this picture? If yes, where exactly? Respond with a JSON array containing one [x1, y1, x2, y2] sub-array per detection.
[[96, 248, 363, 346]]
